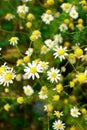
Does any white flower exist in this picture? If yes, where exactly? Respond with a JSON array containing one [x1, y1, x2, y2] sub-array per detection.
[[53, 120, 65, 130], [0, 68, 16, 86], [38, 91, 48, 99], [45, 39, 55, 49], [84, 47, 87, 54], [23, 85, 34, 96], [41, 45, 49, 54], [17, 4, 29, 14], [53, 46, 68, 61], [47, 67, 61, 83], [25, 48, 33, 56], [70, 107, 81, 117], [24, 61, 42, 80], [39, 61, 49, 71], [54, 34, 63, 44], [59, 23, 68, 32], [5, 13, 15, 21], [41, 13, 54, 24], [9, 37, 19, 46], [54, 111, 63, 118], [69, 6, 79, 19], [61, 3, 72, 13]]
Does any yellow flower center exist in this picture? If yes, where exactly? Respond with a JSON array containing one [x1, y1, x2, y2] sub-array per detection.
[[55, 111, 60, 117], [41, 62, 46, 67], [0, 67, 5, 74], [46, 16, 50, 20], [64, 4, 70, 9], [25, 88, 30, 94], [77, 73, 86, 83], [58, 49, 65, 55], [51, 72, 57, 78], [5, 73, 13, 80], [73, 110, 77, 115], [10, 37, 16, 42], [56, 124, 62, 129], [56, 83, 63, 91], [30, 67, 37, 74]]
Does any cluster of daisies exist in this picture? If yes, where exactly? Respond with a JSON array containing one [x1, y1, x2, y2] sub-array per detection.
[[1, 0, 87, 129]]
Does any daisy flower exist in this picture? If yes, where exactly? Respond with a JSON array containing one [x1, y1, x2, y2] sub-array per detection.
[[9, 37, 19, 46], [38, 91, 48, 99], [24, 61, 42, 80], [41, 45, 49, 54], [69, 6, 79, 19], [61, 3, 72, 13], [17, 4, 29, 14], [54, 111, 63, 118], [41, 13, 54, 24], [25, 48, 33, 56], [76, 72, 87, 84], [45, 39, 55, 49], [52, 120, 65, 130], [44, 104, 53, 112], [23, 85, 34, 96], [70, 107, 81, 118], [53, 46, 68, 61], [5, 13, 15, 21], [0, 68, 16, 86], [39, 61, 49, 72], [47, 67, 61, 83], [59, 23, 68, 32], [54, 34, 63, 44]]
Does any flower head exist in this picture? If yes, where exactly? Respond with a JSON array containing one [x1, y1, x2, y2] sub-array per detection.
[[47, 67, 61, 83], [70, 107, 81, 117], [24, 61, 42, 80], [41, 13, 54, 24], [53, 120, 65, 130], [23, 85, 34, 96], [9, 37, 19, 46], [53, 46, 68, 61]]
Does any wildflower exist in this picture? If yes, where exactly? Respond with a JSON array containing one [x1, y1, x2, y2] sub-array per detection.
[[32, 30, 41, 39], [59, 23, 68, 32], [41, 45, 49, 54], [47, 0, 54, 6], [9, 37, 19, 46], [4, 104, 11, 111], [61, 3, 72, 13], [54, 34, 63, 44], [47, 67, 61, 83], [17, 59, 23, 66], [69, 6, 79, 19], [5, 13, 15, 21], [68, 53, 76, 64], [52, 120, 65, 130], [54, 111, 63, 118], [44, 104, 53, 112], [26, 22, 32, 28], [17, 97, 24, 104], [17, 4, 29, 14], [39, 61, 49, 71], [24, 61, 42, 80], [56, 83, 63, 93], [45, 39, 54, 49], [38, 91, 48, 99], [76, 72, 87, 83], [41, 13, 54, 24], [0, 63, 8, 75], [70, 107, 81, 117], [53, 46, 68, 61], [25, 48, 33, 57], [0, 68, 16, 86], [53, 95, 60, 101], [23, 85, 34, 96], [23, 56, 30, 63], [27, 13, 35, 20]]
